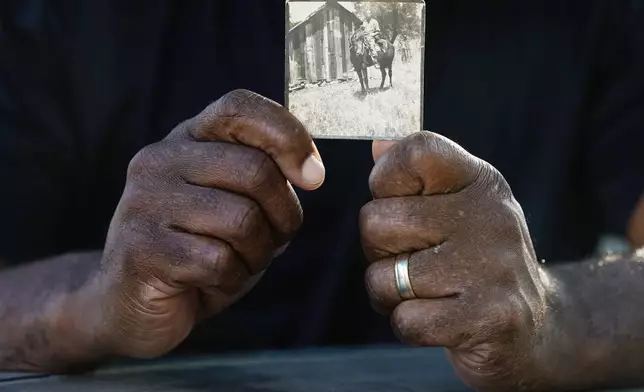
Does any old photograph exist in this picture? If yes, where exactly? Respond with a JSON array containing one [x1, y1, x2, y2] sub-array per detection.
[[286, 0, 425, 139]]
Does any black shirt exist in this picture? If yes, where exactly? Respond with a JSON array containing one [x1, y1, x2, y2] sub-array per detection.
[[1, 0, 643, 352]]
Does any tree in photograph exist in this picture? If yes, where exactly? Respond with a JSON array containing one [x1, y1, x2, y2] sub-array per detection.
[[353, 1, 422, 43]]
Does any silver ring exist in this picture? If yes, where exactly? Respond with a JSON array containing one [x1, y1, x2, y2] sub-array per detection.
[[394, 254, 417, 300]]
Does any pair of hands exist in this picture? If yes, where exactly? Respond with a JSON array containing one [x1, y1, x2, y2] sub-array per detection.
[[96, 90, 552, 391]]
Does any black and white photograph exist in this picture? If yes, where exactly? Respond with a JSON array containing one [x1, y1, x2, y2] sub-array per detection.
[[286, 0, 425, 139]]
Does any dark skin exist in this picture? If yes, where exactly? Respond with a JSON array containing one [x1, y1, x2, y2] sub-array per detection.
[[365, 137, 644, 391], [0, 89, 326, 370], [1, 90, 643, 391]]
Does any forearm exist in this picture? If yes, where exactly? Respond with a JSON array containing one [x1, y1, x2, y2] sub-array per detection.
[[539, 249, 644, 390], [0, 251, 110, 372]]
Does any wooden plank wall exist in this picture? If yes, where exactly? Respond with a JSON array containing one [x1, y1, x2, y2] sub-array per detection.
[[323, 9, 330, 81], [327, 9, 335, 80], [289, 4, 361, 84], [343, 19, 354, 76], [315, 13, 323, 81], [289, 38, 295, 85], [305, 22, 314, 83], [338, 7, 357, 79], [298, 29, 306, 79], [333, 7, 342, 80], [340, 14, 347, 76]]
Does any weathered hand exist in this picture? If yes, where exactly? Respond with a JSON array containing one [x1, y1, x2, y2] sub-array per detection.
[[96, 90, 325, 359], [361, 132, 550, 391]]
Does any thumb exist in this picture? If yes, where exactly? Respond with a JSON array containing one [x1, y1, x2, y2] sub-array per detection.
[[372, 140, 398, 162], [184, 89, 326, 191]]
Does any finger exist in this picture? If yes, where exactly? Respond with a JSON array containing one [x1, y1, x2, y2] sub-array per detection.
[[152, 231, 252, 295], [145, 141, 302, 242], [183, 89, 325, 190], [365, 246, 466, 312], [167, 187, 275, 274], [392, 293, 522, 349], [369, 131, 484, 199], [372, 140, 398, 162], [359, 195, 459, 262], [199, 273, 264, 316], [390, 298, 469, 348]]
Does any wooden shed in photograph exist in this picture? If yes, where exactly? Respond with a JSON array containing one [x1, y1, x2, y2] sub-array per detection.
[[288, 1, 362, 84]]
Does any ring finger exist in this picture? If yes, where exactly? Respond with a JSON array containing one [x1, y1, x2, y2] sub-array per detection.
[[365, 243, 469, 313]]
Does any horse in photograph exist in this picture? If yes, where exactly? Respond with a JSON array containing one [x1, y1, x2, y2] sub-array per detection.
[[349, 30, 395, 93]]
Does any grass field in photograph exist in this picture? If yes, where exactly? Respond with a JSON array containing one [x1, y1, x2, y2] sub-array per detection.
[[288, 57, 422, 139]]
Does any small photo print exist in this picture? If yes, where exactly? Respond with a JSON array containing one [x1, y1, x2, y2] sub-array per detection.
[[286, 0, 425, 140]]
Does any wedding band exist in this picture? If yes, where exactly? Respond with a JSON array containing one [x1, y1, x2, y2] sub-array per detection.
[[394, 254, 417, 300]]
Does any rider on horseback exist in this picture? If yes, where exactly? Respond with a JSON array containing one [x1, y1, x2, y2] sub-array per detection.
[[363, 12, 381, 67]]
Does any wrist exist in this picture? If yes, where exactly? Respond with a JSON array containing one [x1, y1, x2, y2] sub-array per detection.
[[39, 251, 117, 373], [52, 268, 114, 371], [0, 251, 113, 373], [529, 266, 578, 390], [530, 264, 613, 391]]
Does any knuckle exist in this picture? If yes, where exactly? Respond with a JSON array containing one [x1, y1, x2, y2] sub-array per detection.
[[404, 132, 485, 194], [126, 142, 173, 182], [269, 197, 303, 245], [173, 236, 240, 288], [364, 263, 392, 306], [405, 131, 451, 161], [227, 88, 256, 101], [193, 90, 264, 140], [364, 263, 379, 295], [404, 132, 434, 166], [391, 306, 407, 330], [117, 185, 145, 219], [214, 89, 260, 117], [391, 305, 415, 340], [359, 202, 381, 237], [487, 298, 523, 334], [406, 131, 431, 145], [266, 126, 294, 152], [166, 238, 195, 269], [497, 197, 529, 230], [510, 291, 541, 332], [112, 224, 160, 273], [112, 200, 154, 244], [118, 183, 168, 229], [126, 148, 148, 180], [127, 144, 157, 179], [473, 287, 529, 337], [244, 150, 280, 191], [467, 162, 509, 200], [481, 161, 506, 186], [283, 199, 304, 236], [203, 242, 236, 280], [231, 198, 263, 238]]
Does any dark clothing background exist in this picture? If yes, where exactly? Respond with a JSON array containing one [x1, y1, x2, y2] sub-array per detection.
[[0, 0, 643, 353]]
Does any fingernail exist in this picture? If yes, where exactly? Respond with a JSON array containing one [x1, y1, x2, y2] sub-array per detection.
[[301, 154, 325, 186]]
